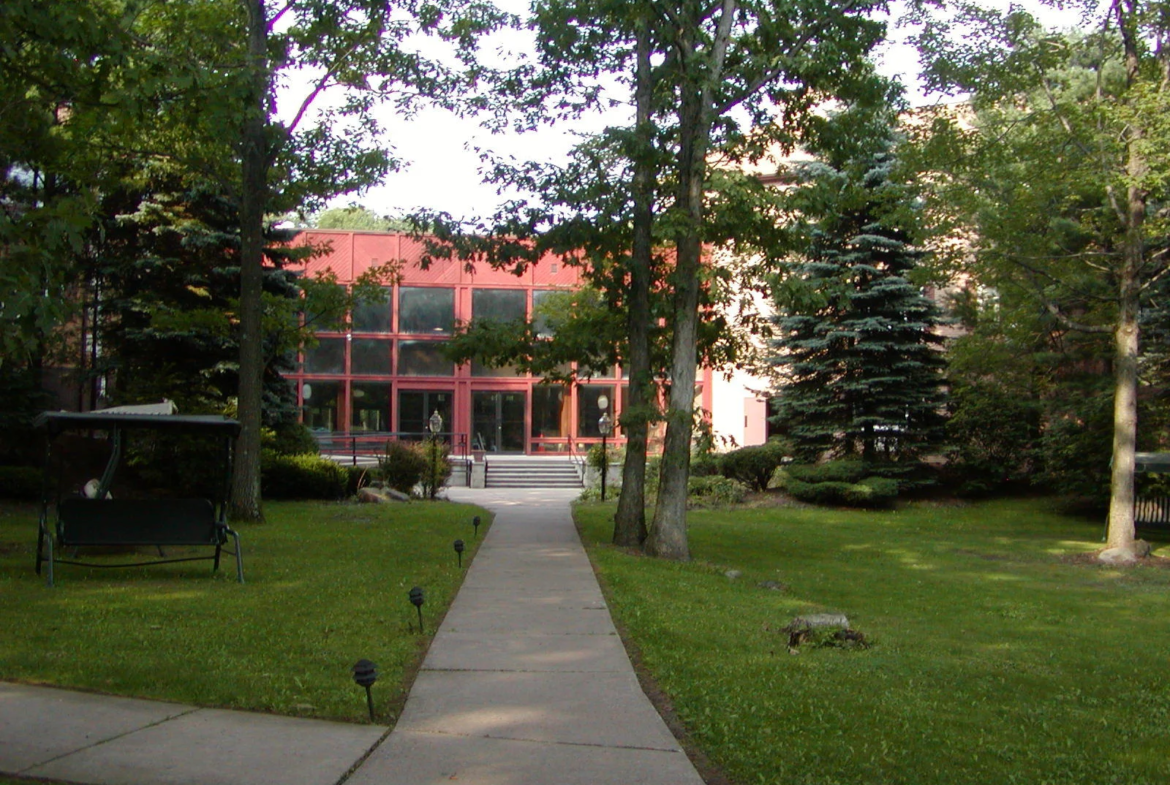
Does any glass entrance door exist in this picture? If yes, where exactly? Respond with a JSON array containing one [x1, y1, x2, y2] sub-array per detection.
[[472, 391, 526, 453]]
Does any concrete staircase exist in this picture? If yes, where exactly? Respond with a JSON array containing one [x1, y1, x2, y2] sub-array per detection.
[[484, 458, 583, 489]]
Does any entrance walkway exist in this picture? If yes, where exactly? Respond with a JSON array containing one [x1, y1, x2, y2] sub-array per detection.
[[0, 489, 704, 785]]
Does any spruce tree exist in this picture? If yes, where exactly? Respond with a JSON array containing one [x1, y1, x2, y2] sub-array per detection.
[[770, 130, 948, 467]]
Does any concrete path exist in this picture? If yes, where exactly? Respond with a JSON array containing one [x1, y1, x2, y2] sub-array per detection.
[[0, 488, 703, 785], [0, 682, 387, 785]]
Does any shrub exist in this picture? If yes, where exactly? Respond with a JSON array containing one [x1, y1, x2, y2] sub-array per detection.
[[345, 466, 372, 496], [784, 460, 868, 485], [420, 437, 452, 500], [720, 442, 788, 491], [587, 443, 622, 471], [946, 382, 1041, 496], [261, 452, 348, 500], [690, 452, 721, 477], [0, 465, 41, 500], [785, 475, 898, 508], [377, 440, 429, 495], [687, 475, 748, 506], [264, 421, 320, 456]]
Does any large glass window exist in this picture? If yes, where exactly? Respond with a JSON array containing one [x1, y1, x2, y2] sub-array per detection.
[[472, 288, 526, 324], [351, 339, 391, 375], [399, 287, 454, 334], [398, 340, 454, 376], [351, 287, 392, 333], [398, 390, 453, 438], [302, 380, 342, 431], [303, 338, 346, 374], [577, 385, 615, 438], [351, 383, 391, 432], [532, 385, 569, 438]]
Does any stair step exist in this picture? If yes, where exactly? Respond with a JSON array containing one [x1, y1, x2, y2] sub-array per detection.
[[483, 460, 583, 488]]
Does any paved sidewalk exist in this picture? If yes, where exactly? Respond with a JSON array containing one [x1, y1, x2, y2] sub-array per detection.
[[0, 488, 703, 785]]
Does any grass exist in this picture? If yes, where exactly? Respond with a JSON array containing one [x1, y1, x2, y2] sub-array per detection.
[[0, 499, 489, 724], [575, 497, 1170, 785]]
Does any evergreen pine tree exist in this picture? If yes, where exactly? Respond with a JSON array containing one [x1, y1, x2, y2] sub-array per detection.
[[770, 130, 948, 466]]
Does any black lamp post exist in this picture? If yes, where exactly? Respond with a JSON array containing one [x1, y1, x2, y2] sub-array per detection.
[[472, 515, 481, 537], [428, 410, 443, 500], [454, 539, 465, 568], [351, 659, 378, 721], [598, 394, 612, 502], [409, 586, 425, 633]]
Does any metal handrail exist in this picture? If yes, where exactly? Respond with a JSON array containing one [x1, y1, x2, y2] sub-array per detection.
[[313, 431, 470, 467]]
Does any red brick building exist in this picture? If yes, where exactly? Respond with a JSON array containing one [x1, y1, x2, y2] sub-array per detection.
[[288, 230, 719, 457]]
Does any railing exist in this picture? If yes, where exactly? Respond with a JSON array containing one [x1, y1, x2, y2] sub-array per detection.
[[314, 431, 471, 485]]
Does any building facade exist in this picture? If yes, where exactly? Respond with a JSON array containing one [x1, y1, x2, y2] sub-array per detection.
[[287, 230, 762, 457]]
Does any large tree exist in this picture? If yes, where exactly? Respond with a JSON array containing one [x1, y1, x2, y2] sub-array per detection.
[[425, 0, 888, 559], [911, 0, 1170, 560], [769, 121, 949, 466], [230, 0, 506, 521]]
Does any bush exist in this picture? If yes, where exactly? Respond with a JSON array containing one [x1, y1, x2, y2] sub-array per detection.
[[690, 452, 721, 477], [0, 465, 41, 500], [784, 460, 868, 485], [720, 442, 788, 491], [785, 475, 898, 508], [420, 437, 453, 500], [587, 443, 622, 471], [377, 440, 429, 495], [261, 452, 348, 500], [687, 475, 748, 506], [946, 382, 1041, 496], [345, 465, 372, 496], [264, 421, 320, 456]]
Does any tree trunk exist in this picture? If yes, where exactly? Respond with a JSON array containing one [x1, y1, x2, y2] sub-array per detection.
[[645, 0, 736, 560], [230, 0, 269, 523], [646, 92, 705, 561], [613, 12, 653, 548], [1101, 15, 1146, 558], [1105, 284, 1138, 553]]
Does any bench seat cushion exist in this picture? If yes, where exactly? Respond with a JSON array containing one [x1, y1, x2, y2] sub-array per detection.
[[58, 498, 220, 547]]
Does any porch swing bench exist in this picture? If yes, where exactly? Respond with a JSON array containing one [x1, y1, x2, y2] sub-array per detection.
[[33, 410, 245, 586]]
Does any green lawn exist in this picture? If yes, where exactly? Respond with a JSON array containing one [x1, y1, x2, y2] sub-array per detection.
[[0, 500, 489, 724], [575, 497, 1170, 785]]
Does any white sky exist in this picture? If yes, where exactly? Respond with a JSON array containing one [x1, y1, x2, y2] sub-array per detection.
[[303, 1, 1088, 221]]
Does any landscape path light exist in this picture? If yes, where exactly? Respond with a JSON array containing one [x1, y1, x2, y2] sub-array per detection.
[[409, 586, 425, 633], [473, 515, 481, 537], [351, 659, 378, 721], [454, 539, 465, 568]]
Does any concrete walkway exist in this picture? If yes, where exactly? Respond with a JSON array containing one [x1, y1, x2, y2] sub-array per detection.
[[0, 488, 704, 785]]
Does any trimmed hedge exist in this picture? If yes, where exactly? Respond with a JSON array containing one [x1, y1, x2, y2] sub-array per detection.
[[784, 460, 869, 485], [261, 453, 348, 500], [785, 475, 899, 508], [720, 442, 788, 491], [0, 465, 41, 500]]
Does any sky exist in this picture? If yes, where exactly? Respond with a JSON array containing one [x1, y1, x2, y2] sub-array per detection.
[[300, 1, 1088, 222]]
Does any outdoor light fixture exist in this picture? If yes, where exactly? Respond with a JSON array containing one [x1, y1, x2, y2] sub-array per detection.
[[351, 659, 378, 721], [427, 411, 443, 501], [598, 396, 613, 502], [473, 515, 481, 537], [454, 539, 465, 568], [409, 586, 425, 633]]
